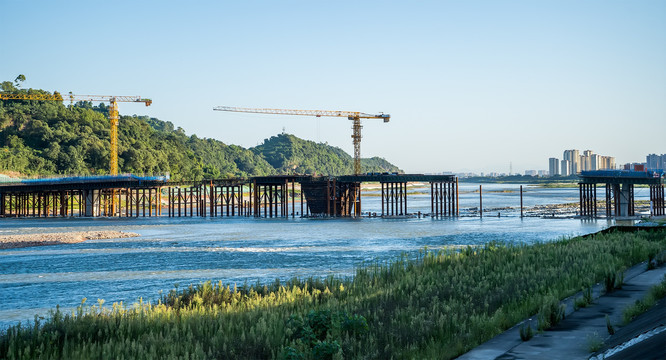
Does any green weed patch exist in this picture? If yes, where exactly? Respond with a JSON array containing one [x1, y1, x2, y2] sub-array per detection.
[[1, 229, 665, 359]]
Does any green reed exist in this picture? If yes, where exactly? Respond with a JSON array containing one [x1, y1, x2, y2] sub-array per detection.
[[1, 228, 664, 359]]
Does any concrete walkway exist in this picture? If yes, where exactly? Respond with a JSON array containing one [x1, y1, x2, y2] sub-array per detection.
[[458, 263, 666, 360]]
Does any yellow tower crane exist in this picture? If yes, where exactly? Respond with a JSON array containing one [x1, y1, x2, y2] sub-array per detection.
[[0, 92, 152, 175], [213, 106, 390, 175]]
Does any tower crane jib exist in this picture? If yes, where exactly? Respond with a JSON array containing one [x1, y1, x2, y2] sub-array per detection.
[[0, 91, 152, 175], [213, 106, 390, 175]]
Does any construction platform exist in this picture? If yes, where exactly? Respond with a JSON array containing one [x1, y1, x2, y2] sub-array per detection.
[[0, 174, 458, 218]]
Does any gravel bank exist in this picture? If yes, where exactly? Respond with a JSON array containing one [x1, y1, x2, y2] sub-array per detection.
[[0, 231, 140, 249]]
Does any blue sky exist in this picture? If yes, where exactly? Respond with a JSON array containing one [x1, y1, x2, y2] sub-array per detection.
[[2, 0, 664, 173]]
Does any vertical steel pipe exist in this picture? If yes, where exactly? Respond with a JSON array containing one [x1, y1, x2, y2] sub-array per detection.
[[479, 185, 483, 217]]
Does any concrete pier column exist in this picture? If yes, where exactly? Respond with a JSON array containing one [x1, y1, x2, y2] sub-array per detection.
[[618, 183, 632, 217], [382, 183, 386, 216], [84, 189, 99, 217], [356, 183, 361, 217]]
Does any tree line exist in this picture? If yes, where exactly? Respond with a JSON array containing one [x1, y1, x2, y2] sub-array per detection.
[[0, 81, 400, 180]]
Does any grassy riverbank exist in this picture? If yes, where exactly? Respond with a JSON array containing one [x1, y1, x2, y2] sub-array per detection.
[[1, 229, 665, 359]]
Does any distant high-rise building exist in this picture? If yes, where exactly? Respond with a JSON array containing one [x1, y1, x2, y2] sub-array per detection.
[[579, 150, 595, 171], [601, 156, 615, 170], [563, 150, 580, 174], [557, 149, 615, 174], [525, 170, 537, 176], [561, 160, 571, 176], [647, 154, 665, 170], [549, 158, 560, 176], [579, 155, 590, 172], [590, 154, 601, 171]]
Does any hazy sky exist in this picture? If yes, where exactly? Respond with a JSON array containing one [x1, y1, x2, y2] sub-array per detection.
[[2, 0, 664, 174]]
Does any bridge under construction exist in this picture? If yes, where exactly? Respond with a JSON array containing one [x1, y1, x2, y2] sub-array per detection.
[[578, 170, 665, 218], [0, 174, 458, 219]]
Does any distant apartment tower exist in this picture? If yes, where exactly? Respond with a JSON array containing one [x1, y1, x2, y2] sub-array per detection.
[[559, 149, 615, 173], [646, 154, 665, 170], [579, 150, 595, 171], [600, 156, 615, 170], [563, 150, 580, 174], [561, 160, 571, 176], [580, 155, 589, 171], [549, 158, 560, 176], [590, 154, 601, 171]]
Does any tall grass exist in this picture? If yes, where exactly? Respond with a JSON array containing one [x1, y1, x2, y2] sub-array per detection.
[[1, 229, 664, 359]]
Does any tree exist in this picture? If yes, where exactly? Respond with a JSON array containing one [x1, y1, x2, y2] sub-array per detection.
[[13, 74, 26, 88], [1, 81, 17, 92]]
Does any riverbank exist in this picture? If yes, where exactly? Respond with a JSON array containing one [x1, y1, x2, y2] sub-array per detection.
[[0, 231, 140, 249], [459, 252, 666, 360], [1, 227, 664, 359]]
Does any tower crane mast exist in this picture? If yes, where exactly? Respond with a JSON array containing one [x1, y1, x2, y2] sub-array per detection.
[[0, 92, 152, 175], [213, 106, 390, 175]]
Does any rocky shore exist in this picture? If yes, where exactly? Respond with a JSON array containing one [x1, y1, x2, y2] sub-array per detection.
[[0, 231, 140, 249]]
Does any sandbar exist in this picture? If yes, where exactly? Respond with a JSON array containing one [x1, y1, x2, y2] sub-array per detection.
[[0, 231, 140, 249]]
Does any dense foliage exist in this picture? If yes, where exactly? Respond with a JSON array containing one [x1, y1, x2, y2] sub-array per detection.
[[0, 81, 400, 180], [1, 229, 664, 359], [251, 133, 401, 175]]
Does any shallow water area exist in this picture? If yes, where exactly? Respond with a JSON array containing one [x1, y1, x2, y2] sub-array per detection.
[[0, 184, 622, 329]]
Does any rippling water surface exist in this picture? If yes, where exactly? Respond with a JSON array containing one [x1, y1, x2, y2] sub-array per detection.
[[0, 183, 639, 328]]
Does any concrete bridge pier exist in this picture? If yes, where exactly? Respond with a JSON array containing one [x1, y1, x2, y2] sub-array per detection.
[[83, 189, 100, 217], [617, 183, 634, 217], [580, 171, 662, 219]]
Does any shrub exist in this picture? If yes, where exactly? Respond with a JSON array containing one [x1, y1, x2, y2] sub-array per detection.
[[587, 332, 604, 352], [605, 314, 615, 335], [622, 276, 666, 324], [604, 269, 617, 293], [311, 340, 342, 360], [519, 323, 534, 341], [537, 295, 565, 331], [282, 310, 368, 359], [647, 253, 656, 270], [574, 287, 593, 310], [583, 286, 593, 304]]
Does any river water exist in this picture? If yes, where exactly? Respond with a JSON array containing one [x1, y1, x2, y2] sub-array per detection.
[[0, 183, 650, 328]]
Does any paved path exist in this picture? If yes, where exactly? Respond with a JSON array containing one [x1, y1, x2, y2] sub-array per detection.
[[458, 264, 666, 360]]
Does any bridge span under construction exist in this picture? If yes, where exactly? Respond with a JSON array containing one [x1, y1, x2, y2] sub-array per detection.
[[0, 174, 458, 219]]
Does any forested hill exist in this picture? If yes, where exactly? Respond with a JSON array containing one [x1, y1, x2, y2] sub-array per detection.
[[251, 133, 401, 175], [0, 82, 401, 180]]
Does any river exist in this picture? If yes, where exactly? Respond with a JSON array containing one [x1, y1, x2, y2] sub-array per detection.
[[1, 183, 651, 329]]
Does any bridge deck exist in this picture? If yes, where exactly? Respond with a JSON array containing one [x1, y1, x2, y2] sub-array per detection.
[[0, 174, 459, 218], [0, 175, 169, 192], [579, 170, 663, 185]]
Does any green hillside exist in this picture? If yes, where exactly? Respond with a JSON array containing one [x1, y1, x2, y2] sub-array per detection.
[[0, 81, 400, 180], [251, 133, 402, 175]]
